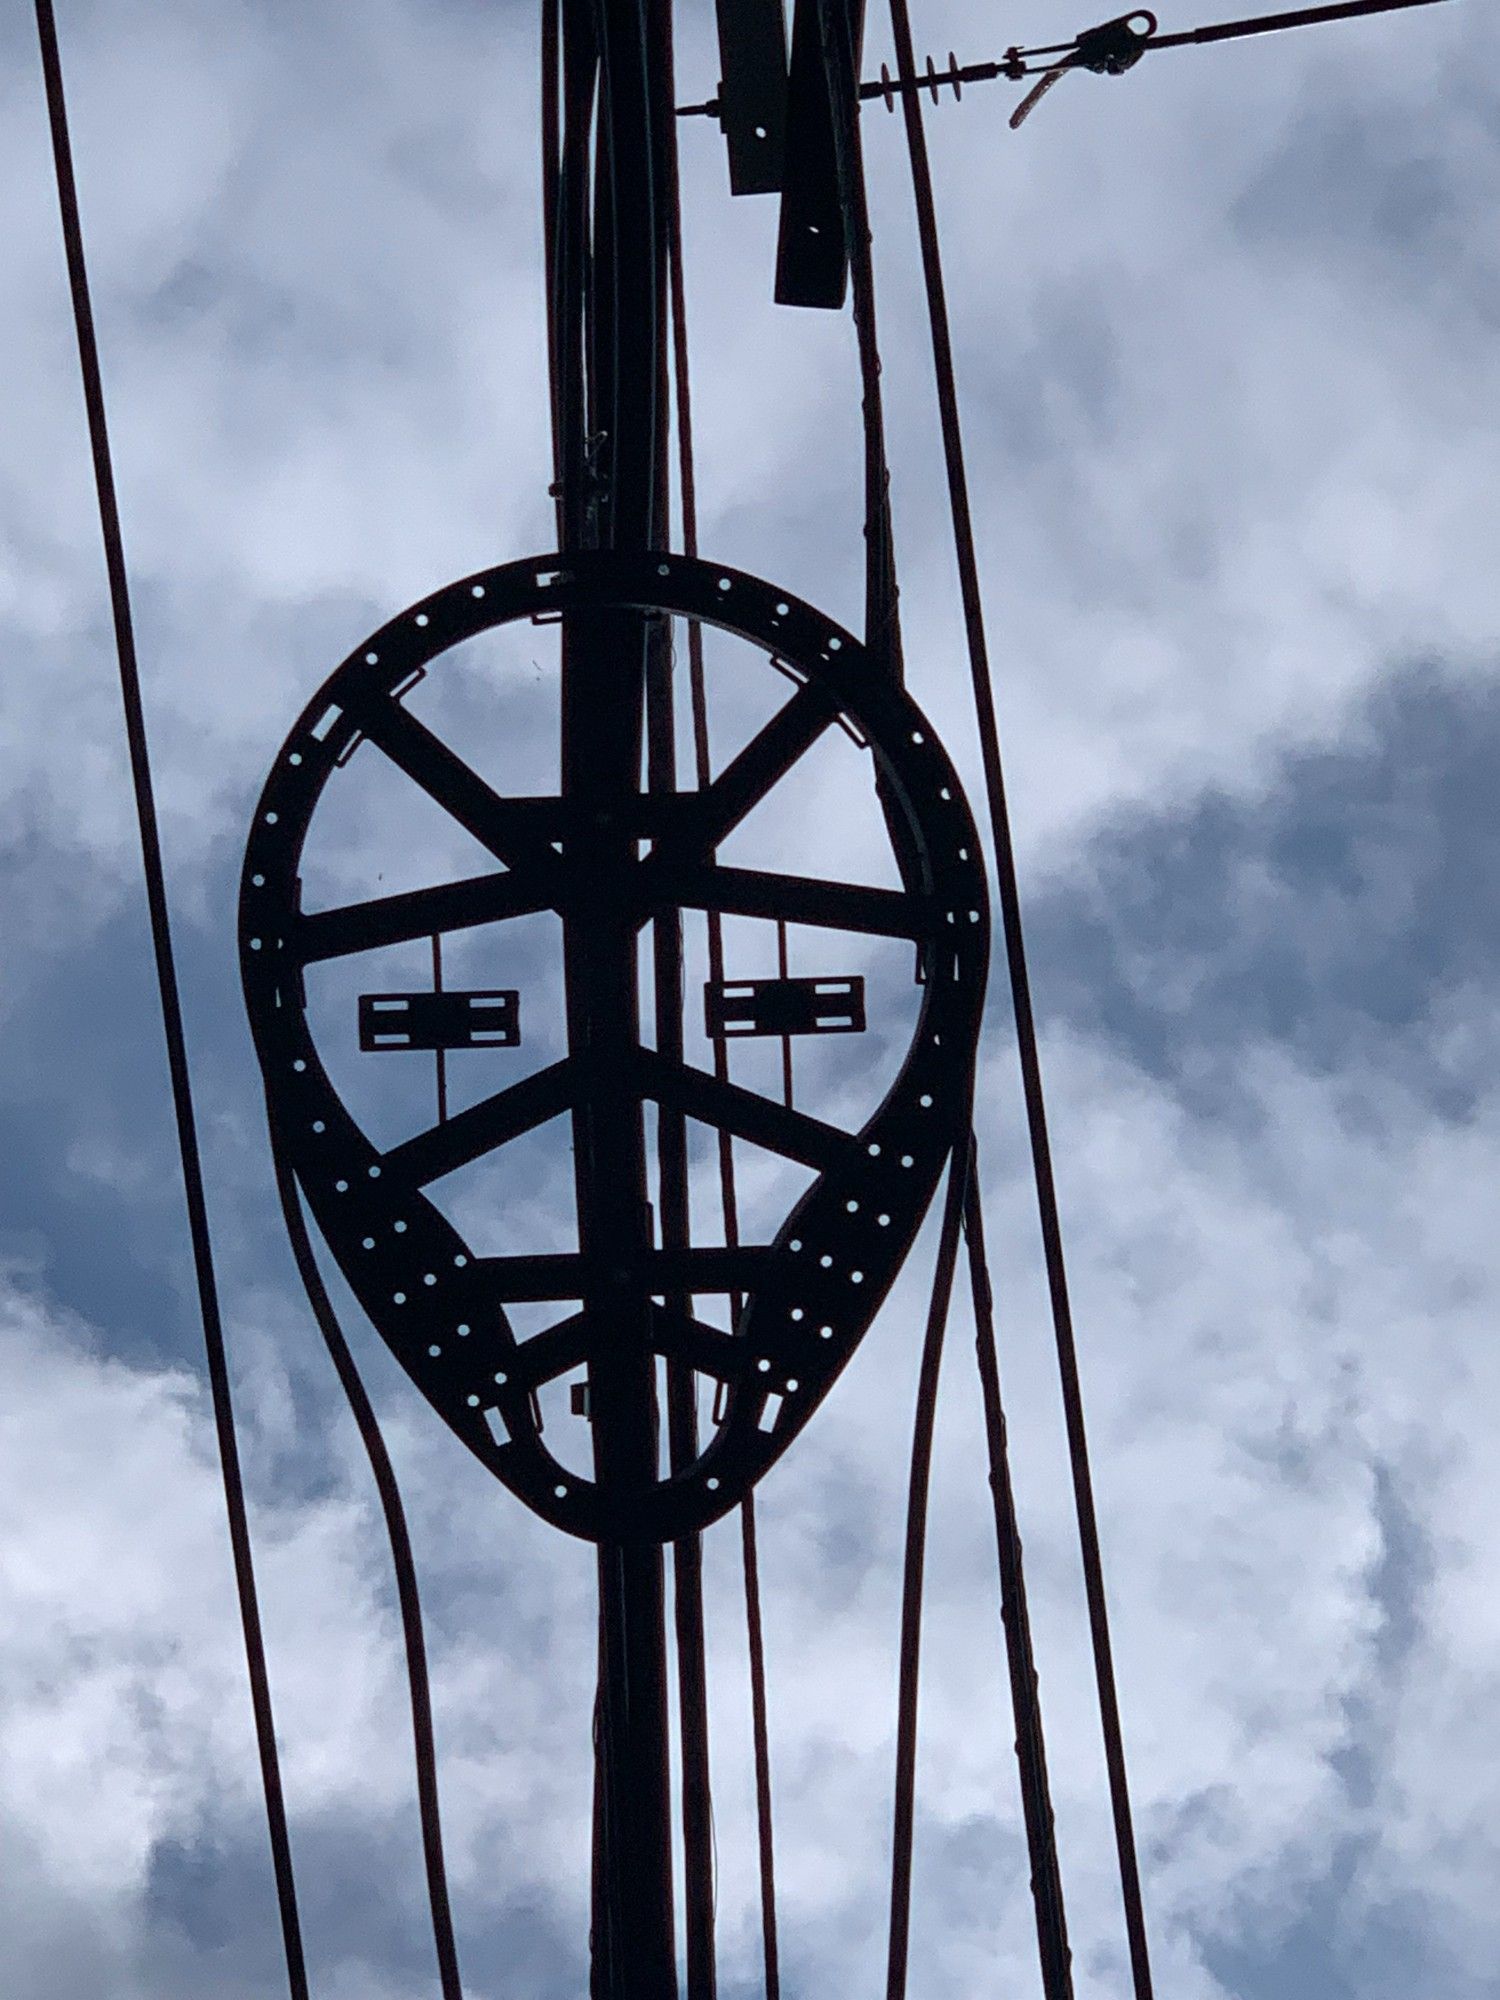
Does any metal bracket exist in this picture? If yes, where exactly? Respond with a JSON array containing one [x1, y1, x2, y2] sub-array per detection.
[[359, 989, 521, 1052], [706, 975, 865, 1039]]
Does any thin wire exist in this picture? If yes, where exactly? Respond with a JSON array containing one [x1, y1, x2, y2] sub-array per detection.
[[880, 0, 1157, 1990], [884, 1135, 972, 2000], [270, 1136, 466, 2000], [33, 6, 310, 1992], [666, 99, 781, 2000]]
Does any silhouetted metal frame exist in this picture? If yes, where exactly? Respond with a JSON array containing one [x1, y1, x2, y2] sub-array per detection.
[[240, 549, 989, 1546]]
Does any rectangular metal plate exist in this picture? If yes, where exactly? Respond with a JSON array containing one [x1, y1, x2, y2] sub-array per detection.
[[359, 989, 521, 1052], [714, 0, 790, 194], [705, 975, 866, 1039], [773, 0, 865, 308]]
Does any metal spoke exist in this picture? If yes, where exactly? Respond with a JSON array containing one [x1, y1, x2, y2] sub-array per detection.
[[475, 1244, 777, 1301], [299, 870, 556, 962], [659, 683, 836, 860], [381, 1057, 578, 1185], [635, 1047, 859, 1172], [651, 859, 930, 937], [359, 699, 570, 882]]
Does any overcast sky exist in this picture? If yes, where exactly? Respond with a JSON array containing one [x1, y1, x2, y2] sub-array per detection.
[[1, 0, 1497, 1996]]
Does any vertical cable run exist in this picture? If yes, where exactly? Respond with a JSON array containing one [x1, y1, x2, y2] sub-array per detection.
[[33, 6, 309, 1994], [655, 5, 717, 1988], [880, 0, 1157, 1991], [665, 94, 781, 2000]]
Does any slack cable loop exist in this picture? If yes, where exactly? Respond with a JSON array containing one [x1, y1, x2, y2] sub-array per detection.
[[884, 1129, 973, 2000], [271, 1132, 466, 2000], [880, 0, 1157, 1993], [33, 4, 311, 1994]]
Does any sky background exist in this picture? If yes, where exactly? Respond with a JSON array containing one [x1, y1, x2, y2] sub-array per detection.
[[1, 0, 1497, 1995]]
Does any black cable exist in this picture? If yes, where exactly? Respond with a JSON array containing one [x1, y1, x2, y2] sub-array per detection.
[[269, 1135, 465, 2000], [815, 0, 902, 679], [884, 1134, 971, 2000], [542, 0, 564, 540], [880, 0, 1157, 1991], [32, 6, 310, 1992], [962, 1166, 1074, 2000], [665, 60, 782, 1999]]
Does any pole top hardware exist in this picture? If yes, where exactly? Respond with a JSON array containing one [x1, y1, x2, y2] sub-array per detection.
[[677, 0, 1452, 136]]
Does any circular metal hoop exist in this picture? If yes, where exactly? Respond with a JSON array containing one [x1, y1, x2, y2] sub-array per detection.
[[242, 550, 989, 1541]]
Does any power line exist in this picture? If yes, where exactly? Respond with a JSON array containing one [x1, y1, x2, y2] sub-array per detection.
[[880, 0, 1157, 1990], [33, 5, 310, 1993]]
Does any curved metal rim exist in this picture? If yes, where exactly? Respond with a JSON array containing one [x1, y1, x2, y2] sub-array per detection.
[[242, 551, 989, 1541]]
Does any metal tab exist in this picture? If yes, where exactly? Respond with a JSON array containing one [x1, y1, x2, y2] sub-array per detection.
[[358, 989, 521, 1052], [706, 974, 865, 1039]]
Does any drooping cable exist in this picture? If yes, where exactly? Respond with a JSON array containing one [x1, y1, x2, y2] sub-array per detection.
[[879, 1, 1157, 1991], [33, 6, 310, 1993], [665, 58, 782, 2000], [269, 1136, 466, 2000], [884, 1133, 972, 2000]]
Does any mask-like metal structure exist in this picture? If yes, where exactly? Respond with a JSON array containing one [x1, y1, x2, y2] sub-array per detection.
[[241, 551, 987, 1542]]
